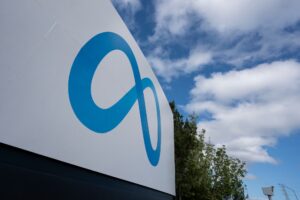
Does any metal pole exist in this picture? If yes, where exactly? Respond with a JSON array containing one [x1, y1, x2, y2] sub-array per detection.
[[268, 195, 272, 200]]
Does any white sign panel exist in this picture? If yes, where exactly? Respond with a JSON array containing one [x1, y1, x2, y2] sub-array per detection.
[[0, 0, 175, 195]]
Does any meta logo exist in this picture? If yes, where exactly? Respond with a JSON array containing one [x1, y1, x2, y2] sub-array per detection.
[[68, 32, 161, 166]]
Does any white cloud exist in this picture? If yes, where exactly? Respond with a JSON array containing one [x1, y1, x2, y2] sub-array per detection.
[[151, 0, 194, 38], [193, 0, 300, 32], [216, 29, 300, 67], [143, 0, 300, 82], [186, 60, 300, 164], [153, 0, 300, 36], [148, 48, 212, 82], [245, 173, 257, 180]]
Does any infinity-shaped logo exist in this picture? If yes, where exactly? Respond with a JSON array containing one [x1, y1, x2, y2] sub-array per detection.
[[68, 32, 161, 166]]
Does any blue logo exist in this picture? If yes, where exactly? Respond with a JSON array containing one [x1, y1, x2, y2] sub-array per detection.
[[68, 32, 161, 166]]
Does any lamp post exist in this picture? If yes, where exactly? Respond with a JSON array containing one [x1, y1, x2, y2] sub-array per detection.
[[262, 186, 274, 200]]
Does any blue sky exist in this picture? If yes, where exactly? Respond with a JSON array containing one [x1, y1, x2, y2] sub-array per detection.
[[111, 0, 300, 199]]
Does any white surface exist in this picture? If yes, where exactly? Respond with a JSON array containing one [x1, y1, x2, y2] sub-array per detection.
[[0, 0, 175, 195]]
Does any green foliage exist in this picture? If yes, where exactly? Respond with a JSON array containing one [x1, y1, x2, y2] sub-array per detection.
[[170, 102, 247, 200]]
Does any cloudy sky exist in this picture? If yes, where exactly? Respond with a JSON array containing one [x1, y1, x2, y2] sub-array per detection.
[[111, 0, 300, 199]]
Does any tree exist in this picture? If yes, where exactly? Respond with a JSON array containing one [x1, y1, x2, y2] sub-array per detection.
[[170, 102, 246, 200]]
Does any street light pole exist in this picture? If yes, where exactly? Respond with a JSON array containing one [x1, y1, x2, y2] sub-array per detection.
[[262, 186, 274, 200]]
